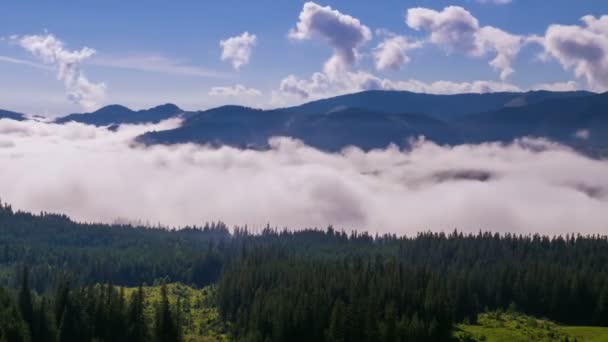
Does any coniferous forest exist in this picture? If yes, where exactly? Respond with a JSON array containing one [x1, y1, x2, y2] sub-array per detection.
[[1, 201, 608, 341]]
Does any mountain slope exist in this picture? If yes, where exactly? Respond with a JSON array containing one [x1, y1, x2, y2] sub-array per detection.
[[55, 103, 184, 126], [138, 105, 457, 150], [137, 91, 607, 152], [458, 92, 608, 147], [0, 109, 26, 121], [138, 105, 291, 148], [285, 90, 593, 120], [284, 107, 460, 150]]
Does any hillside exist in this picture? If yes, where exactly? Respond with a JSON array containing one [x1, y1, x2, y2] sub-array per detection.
[[459, 92, 608, 146], [138, 90, 607, 152], [285, 90, 593, 120], [2, 202, 608, 341], [137, 105, 459, 150], [55, 103, 184, 126], [0, 109, 25, 121], [456, 311, 608, 342]]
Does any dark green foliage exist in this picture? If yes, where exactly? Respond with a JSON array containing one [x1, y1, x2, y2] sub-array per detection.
[[0, 202, 230, 291], [154, 284, 181, 342], [2, 202, 608, 341], [18, 267, 34, 335], [127, 285, 149, 342], [0, 287, 30, 342]]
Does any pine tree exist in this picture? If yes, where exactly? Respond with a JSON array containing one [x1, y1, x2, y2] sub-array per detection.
[[127, 285, 149, 342], [154, 284, 180, 342], [18, 267, 34, 334]]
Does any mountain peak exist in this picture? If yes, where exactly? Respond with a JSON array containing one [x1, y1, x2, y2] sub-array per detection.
[[93, 104, 132, 114]]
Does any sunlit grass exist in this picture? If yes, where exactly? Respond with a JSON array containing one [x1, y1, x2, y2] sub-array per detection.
[[455, 311, 608, 342]]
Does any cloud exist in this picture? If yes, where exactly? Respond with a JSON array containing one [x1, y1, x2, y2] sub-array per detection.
[[0, 55, 52, 70], [0, 117, 607, 235], [531, 81, 578, 92], [575, 129, 590, 140], [209, 84, 262, 97], [374, 35, 422, 71], [273, 70, 520, 105], [13, 34, 106, 111], [535, 15, 608, 91], [92, 54, 229, 78], [406, 6, 525, 79], [289, 2, 372, 76], [220, 32, 257, 70]]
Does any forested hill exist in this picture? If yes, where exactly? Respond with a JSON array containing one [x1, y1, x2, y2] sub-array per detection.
[[137, 90, 608, 152], [1, 202, 608, 341], [54, 103, 184, 126]]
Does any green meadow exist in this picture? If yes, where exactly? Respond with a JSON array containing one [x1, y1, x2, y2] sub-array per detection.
[[455, 312, 608, 342]]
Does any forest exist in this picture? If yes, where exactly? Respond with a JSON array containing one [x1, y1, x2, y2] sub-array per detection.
[[1, 201, 608, 341]]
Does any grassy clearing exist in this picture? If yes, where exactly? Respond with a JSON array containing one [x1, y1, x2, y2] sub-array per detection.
[[455, 312, 608, 342], [122, 283, 230, 342]]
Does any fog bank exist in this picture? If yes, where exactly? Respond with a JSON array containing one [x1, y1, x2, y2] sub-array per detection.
[[1, 118, 607, 235]]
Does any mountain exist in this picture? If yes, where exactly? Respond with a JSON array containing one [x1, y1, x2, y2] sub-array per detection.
[[139, 90, 600, 151], [283, 107, 460, 150], [137, 105, 457, 151], [458, 92, 608, 148], [0, 109, 26, 121], [138, 105, 290, 148], [285, 90, 593, 120], [55, 103, 184, 126]]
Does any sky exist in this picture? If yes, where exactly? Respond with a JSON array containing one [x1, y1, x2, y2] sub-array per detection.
[[0, 0, 607, 116]]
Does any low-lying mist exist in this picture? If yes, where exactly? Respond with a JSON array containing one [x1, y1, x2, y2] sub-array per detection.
[[1, 118, 607, 235]]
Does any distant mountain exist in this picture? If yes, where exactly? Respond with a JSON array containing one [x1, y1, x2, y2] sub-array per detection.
[[285, 90, 593, 120], [138, 105, 290, 148], [55, 103, 184, 126], [138, 105, 459, 151], [0, 109, 26, 121], [138, 90, 602, 151], [283, 107, 460, 150], [458, 92, 608, 148]]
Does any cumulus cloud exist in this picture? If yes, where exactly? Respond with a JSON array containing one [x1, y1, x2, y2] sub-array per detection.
[[273, 70, 520, 105], [220, 32, 257, 70], [406, 6, 525, 79], [374, 35, 422, 71], [289, 2, 372, 76], [209, 84, 262, 97], [535, 15, 608, 91], [1, 117, 607, 236], [13, 34, 106, 111]]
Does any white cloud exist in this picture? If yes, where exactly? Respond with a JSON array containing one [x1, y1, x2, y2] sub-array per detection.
[[0, 118, 607, 235], [531, 81, 578, 92], [220, 32, 257, 70], [575, 129, 591, 140], [92, 54, 229, 78], [374, 35, 422, 71], [209, 84, 262, 97], [273, 70, 520, 105], [535, 15, 608, 92], [289, 2, 372, 76], [13, 34, 106, 111], [0, 55, 51, 70], [406, 6, 525, 80]]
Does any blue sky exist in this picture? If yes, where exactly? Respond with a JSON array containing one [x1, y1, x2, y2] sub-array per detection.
[[0, 0, 607, 116]]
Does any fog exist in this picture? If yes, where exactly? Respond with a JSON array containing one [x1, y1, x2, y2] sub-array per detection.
[[1, 118, 607, 235]]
